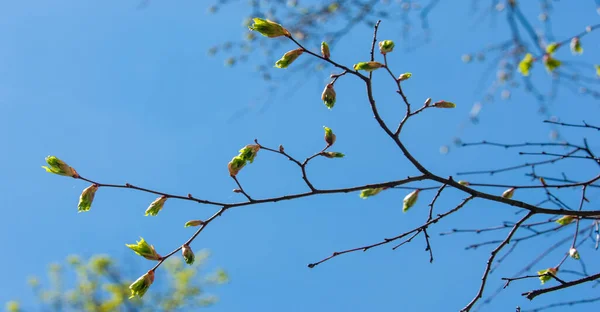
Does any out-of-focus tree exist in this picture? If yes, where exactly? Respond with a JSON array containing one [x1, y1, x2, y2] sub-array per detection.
[[5, 252, 228, 312]]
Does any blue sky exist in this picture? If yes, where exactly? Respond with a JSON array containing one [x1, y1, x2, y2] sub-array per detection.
[[1, 1, 600, 311]]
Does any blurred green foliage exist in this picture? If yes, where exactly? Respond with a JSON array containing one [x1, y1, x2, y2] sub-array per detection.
[[6, 251, 228, 312]]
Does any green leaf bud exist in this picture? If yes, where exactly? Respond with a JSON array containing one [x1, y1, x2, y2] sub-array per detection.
[[323, 126, 336, 146], [569, 247, 580, 260], [537, 267, 558, 285], [518, 53, 534, 76], [556, 215, 576, 226], [353, 61, 384, 72], [570, 37, 583, 55], [321, 83, 336, 109], [42, 156, 79, 178], [239, 144, 260, 163], [184, 220, 205, 227], [182, 244, 195, 265], [545, 42, 559, 54], [126, 237, 161, 261], [321, 42, 330, 59], [378, 40, 395, 54], [433, 100, 456, 108], [320, 151, 345, 158], [360, 187, 385, 199], [248, 18, 290, 38], [501, 187, 515, 199], [543, 54, 561, 72], [275, 48, 304, 68], [228, 156, 246, 177], [78, 184, 98, 213], [129, 270, 155, 299], [398, 72, 412, 81], [145, 196, 167, 216], [403, 189, 419, 213]]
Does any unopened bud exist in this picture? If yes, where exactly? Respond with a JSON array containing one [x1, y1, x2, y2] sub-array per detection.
[[321, 42, 330, 59], [458, 180, 470, 186], [320, 151, 345, 158], [184, 220, 205, 227], [501, 187, 515, 199], [233, 188, 242, 193], [424, 98, 432, 106], [433, 100, 456, 108], [540, 177, 547, 186], [279, 145, 285, 152]]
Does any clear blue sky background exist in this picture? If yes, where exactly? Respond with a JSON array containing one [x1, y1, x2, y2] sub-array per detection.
[[1, 1, 599, 311]]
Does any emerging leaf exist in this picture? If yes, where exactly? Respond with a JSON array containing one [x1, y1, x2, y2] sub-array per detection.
[[239, 144, 260, 163], [595, 65, 600, 77], [275, 48, 304, 69], [360, 188, 384, 199], [228, 145, 260, 176], [398, 72, 412, 81], [129, 270, 155, 299], [545, 42, 559, 54], [320, 151, 345, 158], [501, 187, 515, 199], [353, 61, 384, 72], [321, 42, 330, 59], [182, 244, 195, 265], [518, 53, 534, 76], [403, 189, 419, 213], [569, 247, 580, 260], [126, 237, 162, 261], [556, 215, 575, 226], [228, 156, 246, 177], [458, 180, 470, 186], [78, 184, 99, 213], [145, 196, 168, 216], [543, 54, 561, 73], [570, 37, 583, 55], [433, 100, 456, 108], [248, 18, 290, 38], [42, 156, 79, 178], [378, 40, 395, 54], [323, 126, 336, 146], [321, 83, 337, 109], [537, 267, 558, 285], [184, 220, 205, 227]]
